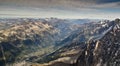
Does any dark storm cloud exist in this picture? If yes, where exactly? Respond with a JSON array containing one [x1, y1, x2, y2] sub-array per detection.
[[117, 2, 120, 5], [97, 0, 120, 4]]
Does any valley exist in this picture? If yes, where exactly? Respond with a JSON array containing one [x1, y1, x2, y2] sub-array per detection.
[[0, 18, 119, 66]]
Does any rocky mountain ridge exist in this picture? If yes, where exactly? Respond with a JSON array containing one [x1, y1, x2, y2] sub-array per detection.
[[0, 18, 117, 66], [75, 19, 120, 66], [33, 19, 120, 66]]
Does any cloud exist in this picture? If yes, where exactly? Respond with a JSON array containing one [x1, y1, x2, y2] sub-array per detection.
[[0, 0, 120, 19], [0, 0, 120, 9], [96, 0, 120, 4]]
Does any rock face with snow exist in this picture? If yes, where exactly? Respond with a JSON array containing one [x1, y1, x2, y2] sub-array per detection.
[[76, 19, 120, 66]]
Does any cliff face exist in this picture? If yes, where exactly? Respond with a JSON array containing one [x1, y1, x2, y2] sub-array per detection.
[[76, 19, 120, 66]]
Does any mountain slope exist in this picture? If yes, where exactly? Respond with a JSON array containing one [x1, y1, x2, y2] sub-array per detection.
[[0, 21, 58, 66], [34, 19, 120, 66], [76, 19, 120, 66]]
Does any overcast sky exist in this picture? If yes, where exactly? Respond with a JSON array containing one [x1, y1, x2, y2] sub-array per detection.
[[0, 0, 120, 19]]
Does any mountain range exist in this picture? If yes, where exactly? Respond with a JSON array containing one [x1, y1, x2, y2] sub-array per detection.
[[0, 18, 119, 66]]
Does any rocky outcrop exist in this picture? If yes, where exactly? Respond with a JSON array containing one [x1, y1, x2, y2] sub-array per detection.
[[76, 19, 120, 66]]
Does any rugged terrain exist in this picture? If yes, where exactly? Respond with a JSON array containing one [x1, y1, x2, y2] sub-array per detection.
[[75, 19, 120, 66], [0, 18, 119, 66], [0, 21, 58, 66], [0, 18, 94, 66], [31, 19, 120, 66]]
